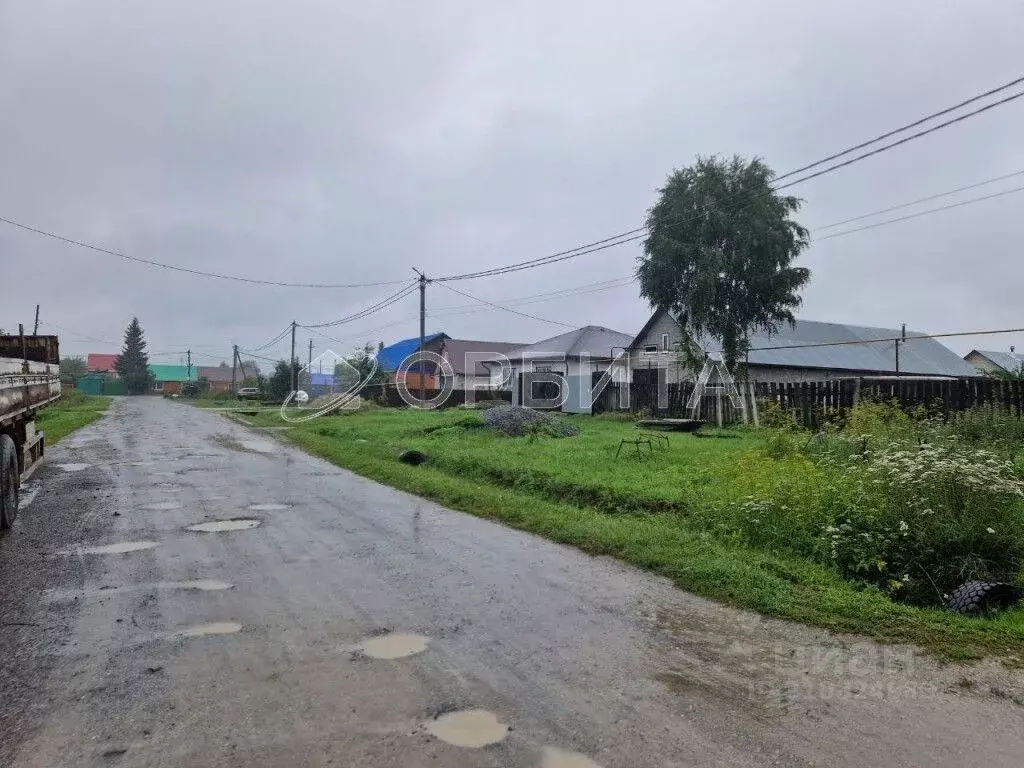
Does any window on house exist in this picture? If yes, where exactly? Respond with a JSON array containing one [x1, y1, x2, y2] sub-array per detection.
[[643, 345, 658, 354], [153, 381, 164, 392], [661, 333, 669, 351], [534, 364, 553, 373]]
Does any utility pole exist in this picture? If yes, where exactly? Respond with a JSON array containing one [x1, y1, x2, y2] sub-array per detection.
[[231, 344, 238, 393], [416, 270, 427, 401], [290, 321, 297, 393], [895, 322, 906, 376], [186, 349, 192, 379], [308, 338, 313, 372], [33, 305, 39, 335]]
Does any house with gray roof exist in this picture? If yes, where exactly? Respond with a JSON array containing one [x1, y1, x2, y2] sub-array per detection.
[[965, 349, 1024, 376], [630, 307, 979, 383], [484, 325, 634, 412]]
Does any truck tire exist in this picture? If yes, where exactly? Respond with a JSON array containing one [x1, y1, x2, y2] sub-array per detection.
[[0, 434, 18, 529], [947, 580, 1024, 614]]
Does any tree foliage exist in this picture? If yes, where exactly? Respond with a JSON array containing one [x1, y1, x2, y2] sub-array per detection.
[[266, 360, 299, 401], [341, 342, 387, 387], [637, 155, 810, 370], [59, 355, 88, 382], [113, 317, 154, 395]]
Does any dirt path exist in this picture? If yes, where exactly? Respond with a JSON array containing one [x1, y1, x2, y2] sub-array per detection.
[[2, 396, 1023, 767]]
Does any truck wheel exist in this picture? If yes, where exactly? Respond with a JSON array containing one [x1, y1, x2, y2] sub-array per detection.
[[0, 435, 18, 529], [947, 580, 1024, 614]]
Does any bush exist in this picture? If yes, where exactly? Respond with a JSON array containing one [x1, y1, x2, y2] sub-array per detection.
[[818, 438, 1024, 604]]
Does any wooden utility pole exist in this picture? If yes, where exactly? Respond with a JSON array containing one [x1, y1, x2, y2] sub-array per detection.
[[290, 321, 297, 393], [33, 305, 39, 335], [186, 349, 192, 378], [231, 344, 238, 393], [308, 338, 313, 372], [416, 270, 427, 401]]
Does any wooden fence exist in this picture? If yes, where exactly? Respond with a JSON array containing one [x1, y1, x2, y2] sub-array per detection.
[[617, 376, 1024, 430]]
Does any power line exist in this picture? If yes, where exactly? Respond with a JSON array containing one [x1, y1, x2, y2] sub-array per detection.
[[248, 324, 293, 352], [773, 74, 1024, 182], [433, 233, 646, 283], [0, 215, 409, 289], [774, 88, 1024, 191], [429, 276, 637, 316], [433, 281, 578, 329], [814, 169, 1024, 230], [435, 77, 1024, 282], [299, 282, 419, 329], [815, 184, 1024, 241], [741, 325, 1024, 354]]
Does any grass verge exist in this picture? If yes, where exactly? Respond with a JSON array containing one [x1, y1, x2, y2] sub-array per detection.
[[36, 391, 111, 444], [231, 407, 1024, 661]]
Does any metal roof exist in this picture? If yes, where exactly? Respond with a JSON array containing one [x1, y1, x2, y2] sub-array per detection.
[[441, 339, 524, 375], [87, 353, 118, 372], [740, 320, 978, 376], [969, 349, 1024, 373], [505, 325, 634, 361], [638, 309, 977, 377], [148, 364, 198, 382], [378, 333, 448, 371]]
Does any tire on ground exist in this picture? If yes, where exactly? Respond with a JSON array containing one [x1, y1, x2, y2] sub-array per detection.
[[0, 434, 18, 530], [947, 580, 1024, 614]]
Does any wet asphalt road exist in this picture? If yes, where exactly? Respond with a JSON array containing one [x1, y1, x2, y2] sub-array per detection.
[[3, 397, 1024, 767]]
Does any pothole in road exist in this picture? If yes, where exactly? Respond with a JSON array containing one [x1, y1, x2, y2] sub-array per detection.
[[186, 519, 261, 533], [55, 463, 91, 472], [179, 621, 242, 637], [354, 632, 429, 659], [65, 541, 159, 555], [144, 501, 182, 510], [424, 710, 509, 748], [152, 471, 180, 477], [248, 503, 290, 511], [541, 747, 604, 768]]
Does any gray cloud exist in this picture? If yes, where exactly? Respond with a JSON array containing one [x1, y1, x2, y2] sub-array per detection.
[[2, 0, 1023, 366]]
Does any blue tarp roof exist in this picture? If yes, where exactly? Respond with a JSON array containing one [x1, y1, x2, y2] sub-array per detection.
[[378, 333, 447, 370]]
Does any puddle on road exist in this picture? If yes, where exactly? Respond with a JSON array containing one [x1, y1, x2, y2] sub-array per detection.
[[55, 463, 90, 472], [186, 519, 261, 532], [179, 621, 242, 637], [354, 633, 429, 659], [248, 503, 290, 511], [144, 501, 182, 510], [542, 747, 604, 768], [424, 710, 509, 748], [152, 472, 179, 477], [66, 541, 159, 555], [156, 580, 234, 591]]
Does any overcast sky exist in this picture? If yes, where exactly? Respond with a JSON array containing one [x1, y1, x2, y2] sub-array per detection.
[[2, 1, 1023, 368]]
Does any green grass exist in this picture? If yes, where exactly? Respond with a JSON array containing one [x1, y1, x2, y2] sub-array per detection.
[[231, 406, 1024, 661], [35, 390, 111, 443]]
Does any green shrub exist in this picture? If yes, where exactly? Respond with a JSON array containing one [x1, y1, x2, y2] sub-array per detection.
[[819, 439, 1024, 604], [758, 399, 800, 430]]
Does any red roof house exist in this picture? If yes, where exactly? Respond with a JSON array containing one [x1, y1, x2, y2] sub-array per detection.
[[87, 353, 118, 373]]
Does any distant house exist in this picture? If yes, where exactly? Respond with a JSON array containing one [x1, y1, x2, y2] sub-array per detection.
[[378, 333, 448, 390], [438, 338, 523, 392], [197, 361, 261, 394], [965, 349, 1024, 376], [491, 325, 634, 413], [87, 353, 119, 375], [630, 308, 979, 383], [148, 364, 197, 395]]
